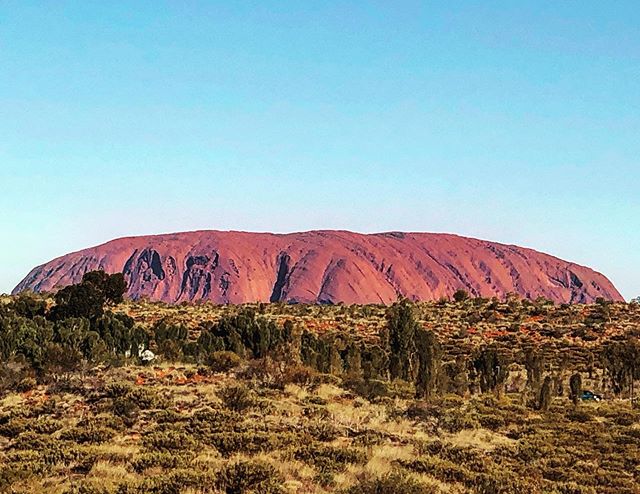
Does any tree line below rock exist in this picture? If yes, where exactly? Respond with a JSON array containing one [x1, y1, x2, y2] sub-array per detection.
[[2, 271, 640, 409]]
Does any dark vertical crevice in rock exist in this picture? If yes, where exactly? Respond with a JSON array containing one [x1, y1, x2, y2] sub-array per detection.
[[569, 270, 585, 304], [150, 251, 165, 280], [180, 255, 211, 299], [137, 249, 165, 282], [166, 256, 177, 276], [270, 253, 290, 302], [123, 249, 138, 275], [219, 273, 230, 296], [569, 271, 584, 289], [180, 268, 190, 295], [203, 272, 212, 298], [318, 258, 346, 305]]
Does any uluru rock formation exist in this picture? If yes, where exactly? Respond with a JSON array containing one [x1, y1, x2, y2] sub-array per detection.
[[13, 230, 623, 304]]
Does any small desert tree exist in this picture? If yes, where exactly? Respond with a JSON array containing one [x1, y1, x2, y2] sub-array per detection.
[[440, 355, 469, 396], [538, 376, 553, 411], [52, 281, 106, 321], [569, 372, 582, 406], [524, 347, 545, 394], [344, 341, 363, 377], [473, 346, 508, 395], [414, 328, 442, 399], [51, 271, 128, 321], [603, 338, 640, 403], [82, 271, 128, 304], [384, 299, 419, 382], [453, 289, 470, 303]]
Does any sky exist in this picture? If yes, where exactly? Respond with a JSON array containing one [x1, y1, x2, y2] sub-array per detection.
[[1, 1, 638, 299]]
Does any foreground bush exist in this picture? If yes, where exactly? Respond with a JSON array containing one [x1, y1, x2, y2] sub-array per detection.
[[343, 472, 436, 494], [218, 383, 257, 412], [215, 460, 284, 494], [209, 351, 242, 372]]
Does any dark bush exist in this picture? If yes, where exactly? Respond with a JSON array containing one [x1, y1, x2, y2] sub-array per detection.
[[294, 444, 366, 473], [218, 383, 257, 412], [209, 351, 242, 373], [142, 430, 198, 451], [206, 431, 296, 457], [60, 425, 116, 444], [215, 460, 284, 494], [131, 451, 194, 473], [343, 472, 435, 494]]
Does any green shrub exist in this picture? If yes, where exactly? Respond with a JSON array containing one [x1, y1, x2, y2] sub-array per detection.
[[0, 465, 39, 492], [215, 460, 284, 494], [188, 407, 243, 435], [308, 421, 340, 442], [471, 472, 541, 494], [104, 381, 133, 398], [438, 409, 480, 433], [205, 431, 296, 456], [142, 430, 198, 451], [0, 416, 29, 437], [131, 451, 194, 473], [294, 444, 366, 473], [111, 396, 140, 424], [421, 442, 487, 473], [343, 471, 435, 494], [127, 386, 167, 409], [405, 401, 439, 421], [10, 431, 51, 450], [65, 481, 115, 494], [306, 394, 328, 406], [399, 456, 473, 484], [218, 383, 257, 412], [15, 377, 37, 392], [344, 378, 414, 401], [60, 424, 116, 444], [208, 351, 242, 372], [478, 413, 506, 430], [116, 469, 214, 494], [32, 417, 63, 434], [566, 409, 593, 423], [153, 409, 185, 424]]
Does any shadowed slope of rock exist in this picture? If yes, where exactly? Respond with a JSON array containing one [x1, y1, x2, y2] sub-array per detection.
[[13, 230, 624, 304]]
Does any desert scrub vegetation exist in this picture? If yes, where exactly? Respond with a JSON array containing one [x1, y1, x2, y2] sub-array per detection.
[[1, 274, 640, 492], [6, 366, 638, 493], [1, 365, 639, 492]]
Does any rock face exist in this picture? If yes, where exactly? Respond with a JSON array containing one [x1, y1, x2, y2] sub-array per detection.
[[13, 230, 623, 304]]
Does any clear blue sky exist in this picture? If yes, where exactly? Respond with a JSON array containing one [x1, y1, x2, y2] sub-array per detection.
[[1, 1, 638, 299]]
